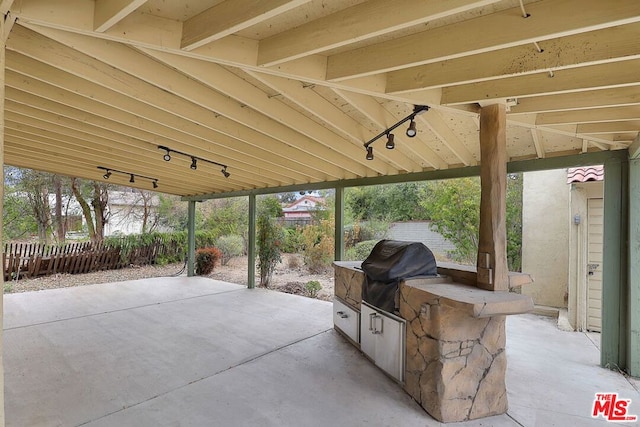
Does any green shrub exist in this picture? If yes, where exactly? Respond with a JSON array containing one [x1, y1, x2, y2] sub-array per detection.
[[345, 239, 379, 261], [216, 235, 244, 266], [302, 218, 334, 273], [257, 215, 284, 287], [195, 247, 222, 275], [305, 280, 322, 298], [282, 226, 304, 253]]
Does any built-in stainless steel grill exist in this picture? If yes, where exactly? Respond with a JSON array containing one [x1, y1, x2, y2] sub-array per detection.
[[361, 240, 438, 313]]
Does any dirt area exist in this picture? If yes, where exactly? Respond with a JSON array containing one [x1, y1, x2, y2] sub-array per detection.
[[5, 253, 336, 301], [209, 253, 334, 300]]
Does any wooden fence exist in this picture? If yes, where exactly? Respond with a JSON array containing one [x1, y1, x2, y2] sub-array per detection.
[[2, 239, 182, 281]]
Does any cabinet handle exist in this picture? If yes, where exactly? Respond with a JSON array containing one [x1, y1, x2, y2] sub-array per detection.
[[336, 311, 349, 319], [369, 313, 383, 334], [373, 315, 383, 334]]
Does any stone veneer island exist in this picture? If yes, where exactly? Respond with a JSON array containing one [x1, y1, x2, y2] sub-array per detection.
[[333, 261, 534, 423]]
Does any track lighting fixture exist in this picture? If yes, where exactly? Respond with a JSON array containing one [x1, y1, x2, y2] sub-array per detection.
[[157, 145, 230, 178], [97, 166, 159, 189], [366, 146, 374, 160], [385, 133, 395, 149], [406, 120, 417, 138], [363, 105, 429, 160]]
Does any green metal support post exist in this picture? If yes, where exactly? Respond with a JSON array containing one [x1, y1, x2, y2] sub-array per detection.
[[187, 200, 196, 277], [601, 156, 629, 371], [248, 193, 256, 289], [334, 186, 344, 261], [629, 155, 640, 377]]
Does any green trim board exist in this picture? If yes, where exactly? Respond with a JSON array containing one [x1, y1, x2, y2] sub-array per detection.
[[628, 158, 640, 376], [601, 156, 629, 371], [182, 150, 627, 202], [248, 194, 257, 289], [334, 186, 344, 261], [187, 200, 196, 277]]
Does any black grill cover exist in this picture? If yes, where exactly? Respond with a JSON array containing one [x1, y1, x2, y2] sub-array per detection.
[[361, 240, 437, 312]]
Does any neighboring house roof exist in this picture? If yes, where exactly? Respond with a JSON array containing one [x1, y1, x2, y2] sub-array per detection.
[[282, 196, 325, 216], [567, 166, 604, 184]]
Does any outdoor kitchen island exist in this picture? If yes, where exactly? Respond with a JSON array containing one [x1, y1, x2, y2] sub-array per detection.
[[333, 260, 534, 423]]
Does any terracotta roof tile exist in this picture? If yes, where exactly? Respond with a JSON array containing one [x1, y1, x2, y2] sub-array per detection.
[[567, 165, 604, 183]]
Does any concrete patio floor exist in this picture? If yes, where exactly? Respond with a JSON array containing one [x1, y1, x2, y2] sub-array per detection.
[[3, 277, 639, 427]]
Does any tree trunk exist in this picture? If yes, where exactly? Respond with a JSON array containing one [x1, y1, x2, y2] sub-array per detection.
[[91, 183, 109, 243], [71, 177, 97, 242]]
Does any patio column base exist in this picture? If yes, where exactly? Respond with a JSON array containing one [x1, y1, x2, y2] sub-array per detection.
[[400, 279, 532, 423]]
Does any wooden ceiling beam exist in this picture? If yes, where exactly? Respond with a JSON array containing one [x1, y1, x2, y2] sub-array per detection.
[[576, 121, 640, 135], [257, 0, 501, 66], [94, 0, 147, 32], [8, 26, 363, 179], [419, 109, 478, 166], [181, 0, 311, 51], [326, 0, 640, 81], [442, 59, 640, 105], [4, 107, 274, 188], [139, 47, 385, 177], [536, 106, 640, 125], [510, 86, 640, 115], [5, 74, 315, 185], [387, 23, 640, 94]]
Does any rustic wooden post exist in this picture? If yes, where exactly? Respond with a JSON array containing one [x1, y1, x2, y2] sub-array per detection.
[[477, 104, 509, 291]]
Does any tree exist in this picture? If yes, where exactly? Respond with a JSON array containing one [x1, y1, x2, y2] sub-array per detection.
[[202, 197, 249, 238], [345, 182, 429, 222], [257, 196, 284, 287], [421, 178, 480, 265], [17, 169, 55, 244], [3, 168, 38, 240], [420, 175, 523, 271], [70, 178, 111, 243]]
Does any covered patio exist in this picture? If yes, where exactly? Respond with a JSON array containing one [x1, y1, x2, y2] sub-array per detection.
[[3, 277, 638, 426], [1, 0, 640, 424]]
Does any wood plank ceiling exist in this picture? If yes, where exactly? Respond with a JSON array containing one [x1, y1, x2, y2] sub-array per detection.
[[3, 0, 639, 197]]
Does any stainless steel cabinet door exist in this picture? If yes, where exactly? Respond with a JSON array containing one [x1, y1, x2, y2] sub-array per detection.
[[360, 301, 405, 382]]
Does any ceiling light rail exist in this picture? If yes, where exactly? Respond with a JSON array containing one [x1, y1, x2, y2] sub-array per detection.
[[98, 166, 159, 189], [363, 105, 429, 160], [158, 145, 231, 178]]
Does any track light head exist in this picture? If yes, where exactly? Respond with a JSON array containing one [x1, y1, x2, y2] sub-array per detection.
[[406, 120, 417, 137], [221, 168, 230, 178], [129, 174, 135, 183], [385, 133, 395, 149], [366, 146, 374, 160], [152, 180, 158, 189], [103, 170, 111, 180], [163, 153, 171, 161], [190, 157, 197, 170]]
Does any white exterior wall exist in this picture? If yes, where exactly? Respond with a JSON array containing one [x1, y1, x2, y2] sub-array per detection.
[[522, 169, 570, 308]]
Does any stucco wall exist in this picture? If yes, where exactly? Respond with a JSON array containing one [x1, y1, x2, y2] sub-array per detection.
[[522, 169, 570, 308]]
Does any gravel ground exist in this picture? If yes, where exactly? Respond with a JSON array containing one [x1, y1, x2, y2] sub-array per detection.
[[4, 254, 335, 301]]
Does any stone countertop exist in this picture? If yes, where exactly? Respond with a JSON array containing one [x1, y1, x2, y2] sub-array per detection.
[[402, 277, 534, 318], [332, 261, 363, 270]]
